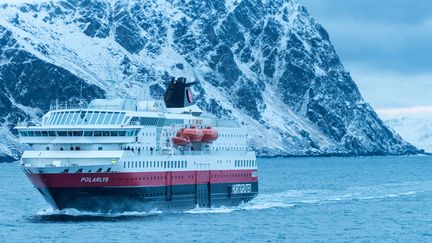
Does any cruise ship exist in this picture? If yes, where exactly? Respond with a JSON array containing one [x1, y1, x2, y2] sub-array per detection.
[[16, 77, 258, 212]]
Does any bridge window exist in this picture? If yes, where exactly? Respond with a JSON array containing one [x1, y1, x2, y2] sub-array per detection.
[[53, 112, 62, 125], [111, 112, 120, 124], [103, 112, 113, 125], [117, 113, 126, 124], [97, 112, 106, 124], [58, 112, 68, 125], [90, 112, 99, 124], [65, 112, 74, 125]]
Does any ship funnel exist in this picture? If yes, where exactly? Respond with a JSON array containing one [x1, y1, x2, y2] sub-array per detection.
[[163, 77, 197, 108]]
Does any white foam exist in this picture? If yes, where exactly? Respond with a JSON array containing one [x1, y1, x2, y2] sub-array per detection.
[[37, 208, 162, 217]]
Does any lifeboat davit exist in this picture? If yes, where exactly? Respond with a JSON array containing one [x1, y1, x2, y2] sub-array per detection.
[[171, 135, 191, 146], [201, 127, 218, 143], [180, 127, 204, 142]]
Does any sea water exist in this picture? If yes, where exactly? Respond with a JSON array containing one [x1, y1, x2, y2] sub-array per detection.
[[0, 156, 431, 242]]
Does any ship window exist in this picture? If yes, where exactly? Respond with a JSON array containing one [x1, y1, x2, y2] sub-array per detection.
[[110, 131, 118, 136], [97, 112, 106, 124], [90, 112, 99, 124], [54, 113, 62, 124], [57, 131, 67, 136], [73, 111, 82, 125], [103, 131, 110, 136], [66, 112, 76, 125], [135, 161, 137, 168], [49, 113, 57, 125], [82, 111, 93, 125], [41, 131, 48, 137], [84, 131, 93, 136], [73, 131, 82, 136], [71, 112, 82, 125], [98, 146, 103, 151], [59, 112, 68, 125], [94, 131, 102, 136], [111, 112, 120, 125], [70, 112, 78, 125], [81, 111, 90, 125], [118, 131, 126, 136], [46, 147, 50, 151], [117, 113, 126, 124], [54, 112, 62, 125], [46, 115, 53, 125], [146, 161, 149, 168], [65, 112, 74, 125], [103, 112, 113, 125], [164, 161, 166, 168], [67, 131, 73, 136]]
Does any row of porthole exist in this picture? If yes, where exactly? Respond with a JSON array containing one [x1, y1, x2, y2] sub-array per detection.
[[114, 175, 189, 181], [124, 160, 188, 169], [212, 173, 250, 178]]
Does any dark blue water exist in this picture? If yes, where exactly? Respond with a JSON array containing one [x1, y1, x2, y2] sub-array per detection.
[[1, 156, 432, 242]]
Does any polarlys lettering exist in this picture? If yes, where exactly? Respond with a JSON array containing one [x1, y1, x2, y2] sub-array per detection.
[[80, 177, 109, 183]]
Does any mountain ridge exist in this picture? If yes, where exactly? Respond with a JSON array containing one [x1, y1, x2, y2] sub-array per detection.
[[0, 0, 420, 161]]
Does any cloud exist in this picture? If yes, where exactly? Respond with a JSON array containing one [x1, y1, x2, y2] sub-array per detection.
[[377, 106, 432, 120], [347, 63, 432, 109], [297, 0, 432, 73]]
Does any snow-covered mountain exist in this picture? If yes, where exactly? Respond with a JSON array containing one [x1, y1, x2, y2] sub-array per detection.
[[386, 118, 432, 153], [0, 0, 419, 161]]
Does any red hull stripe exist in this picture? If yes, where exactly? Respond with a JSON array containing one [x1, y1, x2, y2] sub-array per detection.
[[26, 170, 258, 188]]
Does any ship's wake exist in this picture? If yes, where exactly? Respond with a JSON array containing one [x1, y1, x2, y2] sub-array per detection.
[[185, 180, 432, 214], [31, 208, 162, 222], [30, 180, 432, 220]]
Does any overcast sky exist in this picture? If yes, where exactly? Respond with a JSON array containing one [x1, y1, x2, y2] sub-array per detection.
[[296, 0, 432, 119]]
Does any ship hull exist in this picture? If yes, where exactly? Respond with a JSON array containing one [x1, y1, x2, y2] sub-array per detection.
[[36, 183, 258, 212], [26, 170, 258, 212]]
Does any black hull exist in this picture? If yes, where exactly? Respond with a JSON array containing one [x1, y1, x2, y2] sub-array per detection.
[[36, 182, 258, 212]]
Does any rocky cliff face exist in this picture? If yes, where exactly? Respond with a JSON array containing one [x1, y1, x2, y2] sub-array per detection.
[[0, 0, 419, 161]]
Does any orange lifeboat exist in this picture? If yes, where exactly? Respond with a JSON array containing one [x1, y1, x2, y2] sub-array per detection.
[[201, 127, 218, 143], [171, 133, 191, 146], [180, 126, 204, 142]]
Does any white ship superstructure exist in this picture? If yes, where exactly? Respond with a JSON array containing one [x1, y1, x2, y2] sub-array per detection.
[[16, 78, 258, 211]]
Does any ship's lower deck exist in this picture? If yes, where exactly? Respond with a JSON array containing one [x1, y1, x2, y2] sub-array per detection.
[[26, 170, 258, 212]]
